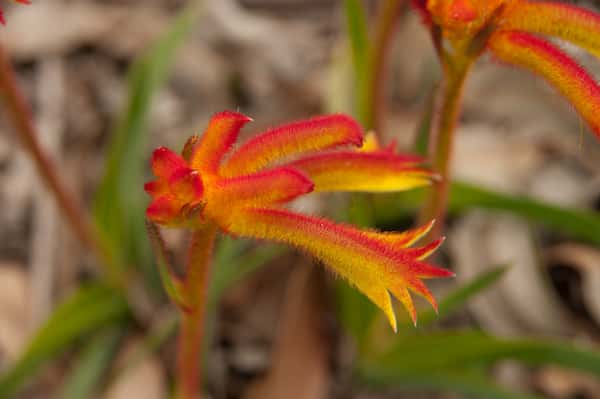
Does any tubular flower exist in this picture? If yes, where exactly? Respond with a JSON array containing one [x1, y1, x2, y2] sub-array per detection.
[[415, 0, 600, 139], [145, 111, 454, 330], [0, 0, 30, 25]]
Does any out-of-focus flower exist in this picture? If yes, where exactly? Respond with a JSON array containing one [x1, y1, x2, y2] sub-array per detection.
[[145, 111, 453, 330], [0, 0, 30, 25], [414, 0, 600, 139]]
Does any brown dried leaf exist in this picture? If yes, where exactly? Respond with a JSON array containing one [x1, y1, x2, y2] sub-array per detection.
[[243, 265, 330, 399]]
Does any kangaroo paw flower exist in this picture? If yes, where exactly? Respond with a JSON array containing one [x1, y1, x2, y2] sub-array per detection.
[[413, 0, 600, 141], [146, 112, 453, 331]]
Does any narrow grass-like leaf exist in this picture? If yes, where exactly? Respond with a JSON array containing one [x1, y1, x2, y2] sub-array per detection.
[[414, 85, 437, 156], [360, 368, 543, 399], [93, 6, 196, 272], [344, 0, 372, 126], [370, 330, 600, 375], [375, 181, 600, 245], [0, 285, 129, 397], [359, 330, 600, 398], [58, 329, 122, 399]]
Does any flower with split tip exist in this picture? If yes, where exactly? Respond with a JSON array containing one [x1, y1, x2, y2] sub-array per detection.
[[145, 111, 454, 331], [413, 0, 600, 140], [0, 0, 30, 25]]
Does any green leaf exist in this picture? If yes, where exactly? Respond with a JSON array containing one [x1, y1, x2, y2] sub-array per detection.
[[413, 85, 436, 156], [344, 0, 372, 126], [92, 6, 196, 272], [57, 329, 122, 399], [360, 368, 543, 399], [361, 330, 600, 398], [448, 182, 600, 245], [375, 181, 600, 245], [411, 266, 508, 328], [0, 284, 129, 397], [370, 330, 600, 375]]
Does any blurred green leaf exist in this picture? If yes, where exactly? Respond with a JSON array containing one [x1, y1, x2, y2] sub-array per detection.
[[413, 86, 436, 156], [361, 330, 600, 398], [58, 329, 122, 399], [368, 330, 600, 375], [376, 181, 600, 245], [0, 284, 129, 397], [412, 266, 508, 328], [93, 7, 196, 272], [344, 0, 372, 126], [360, 368, 542, 399]]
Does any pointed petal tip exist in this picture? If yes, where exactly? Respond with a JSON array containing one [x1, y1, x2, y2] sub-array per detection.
[[151, 147, 188, 179], [431, 300, 439, 314], [214, 110, 253, 123]]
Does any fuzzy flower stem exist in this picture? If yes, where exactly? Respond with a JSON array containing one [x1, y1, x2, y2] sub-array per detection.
[[419, 61, 470, 239], [176, 225, 217, 399], [0, 44, 118, 277]]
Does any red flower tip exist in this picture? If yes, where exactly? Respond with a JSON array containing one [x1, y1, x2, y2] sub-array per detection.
[[146, 196, 181, 225], [151, 147, 187, 178], [213, 110, 253, 123]]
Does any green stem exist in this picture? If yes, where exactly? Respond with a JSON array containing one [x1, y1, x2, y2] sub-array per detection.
[[0, 44, 118, 277], [419, 62, 470, 239], [175, 225, 217, 399]]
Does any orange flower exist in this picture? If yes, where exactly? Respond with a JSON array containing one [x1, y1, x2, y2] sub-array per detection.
[[0, 0, 30, 25], [414, 0, 600, 139], [145, 111, 453, 330]]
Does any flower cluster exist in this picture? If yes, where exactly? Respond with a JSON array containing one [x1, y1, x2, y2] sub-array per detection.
[[145, 111, 454, 330], [413, 0, 600, 139], [0, 0, 30, 25]]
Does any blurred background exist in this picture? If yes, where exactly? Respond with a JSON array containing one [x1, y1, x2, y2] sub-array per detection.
[[2, 0, 600, 398]]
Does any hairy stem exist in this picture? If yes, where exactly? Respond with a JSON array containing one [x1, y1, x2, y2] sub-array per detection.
[[419, 63, 470, 239], [0, 45, 118, 277], [176, 225, 217, 399]]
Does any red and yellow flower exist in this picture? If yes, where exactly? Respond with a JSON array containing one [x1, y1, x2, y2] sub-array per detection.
[[145, 111, 453, 330], [414, 0, 600, 139], [0, 0, 30, 25]]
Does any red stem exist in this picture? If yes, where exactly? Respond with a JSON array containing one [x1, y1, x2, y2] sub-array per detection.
[[176, 225, 217, 399]]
